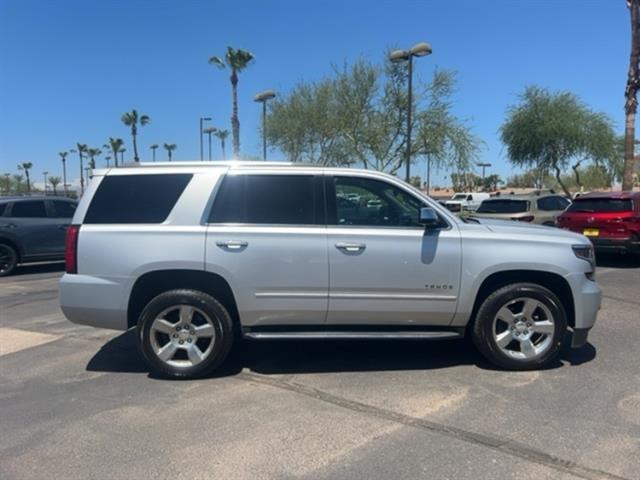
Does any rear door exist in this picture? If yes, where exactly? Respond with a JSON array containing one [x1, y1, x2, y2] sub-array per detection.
[[205, 171, 329, 327], [6, 200, 59, 258], [48, 200, 77, 255], [326, 173, 462, 326]]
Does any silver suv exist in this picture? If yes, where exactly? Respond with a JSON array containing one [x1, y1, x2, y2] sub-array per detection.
[[59, 162, 601, 378]]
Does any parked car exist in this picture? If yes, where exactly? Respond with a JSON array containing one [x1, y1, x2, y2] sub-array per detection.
[[444, 192, 490, 213], [472, 193, 571, 226], [556, 191, 640, 256], [59, 162, 600, 379], [0, 196, 77, 276]]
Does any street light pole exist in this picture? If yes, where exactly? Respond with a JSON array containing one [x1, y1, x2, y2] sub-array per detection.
[[389, 42, 432, 183], [203, 127, 217, 161], [199, 117, 212, 161], [43, 171, 48, 195], [254, 90, 276, 160]]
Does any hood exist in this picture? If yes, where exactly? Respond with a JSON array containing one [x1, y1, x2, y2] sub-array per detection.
[[472, 218, 587, 242]]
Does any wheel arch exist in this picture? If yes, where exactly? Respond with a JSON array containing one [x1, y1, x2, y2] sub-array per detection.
[[0, 236, 22, 262], [467, 270, 575, 332], [127, 269, 240, 330]]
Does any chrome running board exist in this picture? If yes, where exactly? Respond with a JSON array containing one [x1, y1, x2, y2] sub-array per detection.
[[243, 330, 463, 341]]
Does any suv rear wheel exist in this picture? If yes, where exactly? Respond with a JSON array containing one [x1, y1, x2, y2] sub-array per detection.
[[136, 289, 233, 379], [472, 283, 567, 370], [0, 243, 18, 277]]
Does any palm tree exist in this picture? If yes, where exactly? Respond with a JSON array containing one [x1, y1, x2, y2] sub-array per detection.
[[86, 148, 101, 169], [13, 174, 24, 193], [624, 0, 640, 191], [58, 151, 69, 196], [3, 173, 11, 194], [214, 129, 230, 160], [49, 176, 61, 195], [209, 47, 255, 157], [17, 162, 33, 192], [106, 137, 124, 167], [163, 143, 177, 161], [121, 109, 150, 162], [150, 144, 159, 161], [70, 143, 88, 194]]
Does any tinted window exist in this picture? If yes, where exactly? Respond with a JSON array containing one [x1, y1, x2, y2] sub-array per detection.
[[10, 200, 47, 218], [537, 197, 558, 211], [567, 198, 633, 213], [209, 174, 320, 225], [477, 199, 529, 214], [0, 203, 6, 216], [52, 200, 77, 218], [84, 174, 192, 224], [332, 176, 424, 227]]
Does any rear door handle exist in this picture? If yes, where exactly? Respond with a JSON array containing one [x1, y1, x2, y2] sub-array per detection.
[[0, 222, 17, 229], [335, 242, 366, 253], [58, 224, 69, 230], [216, 240, 248, 250]]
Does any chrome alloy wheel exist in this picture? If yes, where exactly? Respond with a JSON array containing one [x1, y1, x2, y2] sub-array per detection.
[[149, 305, 216, 368], [492, 297, 556, 361]]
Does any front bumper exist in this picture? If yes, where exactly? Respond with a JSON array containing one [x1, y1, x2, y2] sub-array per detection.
[[565, 272, 602, 333]]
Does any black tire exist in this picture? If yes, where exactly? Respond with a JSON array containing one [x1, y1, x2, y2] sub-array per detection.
[[472, 283, 567, 370], [0, 243, 18, 277], [136, 289, 234, 379]]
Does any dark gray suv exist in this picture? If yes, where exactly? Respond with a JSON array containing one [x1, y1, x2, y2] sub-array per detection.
[[0, 196, 77, 276]]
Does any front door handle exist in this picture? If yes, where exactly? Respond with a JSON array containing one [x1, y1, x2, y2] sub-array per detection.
[[335, 242, 366, 253], [216, 240, 248, 250]]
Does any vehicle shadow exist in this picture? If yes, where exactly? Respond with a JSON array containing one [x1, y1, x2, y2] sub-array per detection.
[[86, 330, 597, 379], [11, 262, 65, 277], [596, 253, 640, 269]]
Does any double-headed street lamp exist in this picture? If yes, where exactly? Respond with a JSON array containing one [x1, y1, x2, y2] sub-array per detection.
[[203, 126, 217, 161], [43, 171, 48, 194], [199, 116, 212, 161], [389, 42, 432, 183], [477, 162, 492, 181], [254, 90, 276, 160]]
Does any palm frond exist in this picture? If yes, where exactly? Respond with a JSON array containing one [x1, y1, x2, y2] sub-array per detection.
[[140, 115, 150, 125], [209, 56, 226, 69]]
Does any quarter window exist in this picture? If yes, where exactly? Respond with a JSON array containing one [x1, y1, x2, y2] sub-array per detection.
[[331, 176, 424, 227], [10, 200, 47, 218], [209, 174, 321, 225], [51, 200, 77, 218]]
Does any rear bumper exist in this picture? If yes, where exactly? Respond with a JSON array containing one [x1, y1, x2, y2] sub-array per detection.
[[589, 236, 640, 254], [59, 273, 130, 331]]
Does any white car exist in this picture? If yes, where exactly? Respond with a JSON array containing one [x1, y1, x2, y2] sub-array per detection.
[[445, 192, 491, 213]]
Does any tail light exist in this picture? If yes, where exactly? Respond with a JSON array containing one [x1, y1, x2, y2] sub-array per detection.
[[512, 215, 534, 222], [65, 225, 80, 274]]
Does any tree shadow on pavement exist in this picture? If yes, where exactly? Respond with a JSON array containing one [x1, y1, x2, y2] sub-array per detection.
[[86, 330, 597, 380], [596, 253, 640, 268]]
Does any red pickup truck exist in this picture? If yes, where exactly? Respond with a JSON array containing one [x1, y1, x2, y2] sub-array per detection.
[[556, 191, 640, 256]]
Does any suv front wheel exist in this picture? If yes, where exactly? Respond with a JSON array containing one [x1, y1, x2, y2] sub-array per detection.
[[137, 289, 233, 379], [472, 283, 567, 370]]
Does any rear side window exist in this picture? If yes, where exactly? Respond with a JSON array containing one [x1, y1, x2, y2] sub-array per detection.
[[10, 200, 47, 218], [476, 200, 529, 214], [567, 198, 633, 213], [0, 203, 6, 216], [84, 174, 192, 224], [51, 200, 77, 218], [209, 174, 321, 225]]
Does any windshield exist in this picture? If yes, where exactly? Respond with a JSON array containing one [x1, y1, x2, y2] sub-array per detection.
[[567, 198, 633, 213], [476, 199, 529, 214], [451, 194, 467, 200]]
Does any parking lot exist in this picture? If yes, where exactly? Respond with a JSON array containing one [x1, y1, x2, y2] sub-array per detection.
[[1, 257, 639, 480]]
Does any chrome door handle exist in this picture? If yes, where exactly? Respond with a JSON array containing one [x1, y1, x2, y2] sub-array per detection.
[[335, 242, 366, 253], [216, 240, 248, 250]]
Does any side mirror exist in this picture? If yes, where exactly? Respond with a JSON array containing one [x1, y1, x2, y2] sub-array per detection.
[[419, 207, 439, 227]]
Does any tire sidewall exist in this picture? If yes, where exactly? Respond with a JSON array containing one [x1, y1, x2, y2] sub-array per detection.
[[0, 244, 18, 277], [474, 283, 567, 370], [136, 290, 233, 379]]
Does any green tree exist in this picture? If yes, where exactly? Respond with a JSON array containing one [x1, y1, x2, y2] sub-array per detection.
[[17, 162, 33, 192], [500, 86, 617, 197], [3, 173, 11, 193], [163, 143, 177, 161], [71, 143, 88, 193], [209, 47, 255, 157], [86, 148, 102, 169], [12, 174, 24, 193], [121, 109, 150, 162], [106, 137, 125, 167], [214, 130, 229, 160], [48, 176, 61, 195], [623, 0, 640, 191]]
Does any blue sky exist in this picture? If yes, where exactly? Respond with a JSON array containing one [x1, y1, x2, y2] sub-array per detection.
[[0, 0, 629, 187]]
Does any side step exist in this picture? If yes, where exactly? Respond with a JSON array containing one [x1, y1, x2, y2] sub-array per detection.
[[243, 330, 463, 341]]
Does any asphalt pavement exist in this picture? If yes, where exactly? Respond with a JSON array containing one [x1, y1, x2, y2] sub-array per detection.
[[1, 257, 639, 480]]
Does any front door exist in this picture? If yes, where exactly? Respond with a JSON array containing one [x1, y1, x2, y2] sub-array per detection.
[[205, 171, 328, 327], [326, 174, 462, 325]]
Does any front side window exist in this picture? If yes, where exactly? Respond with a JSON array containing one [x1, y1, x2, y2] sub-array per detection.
[[209, 174, 321, 225], [330, 176, 424, 227], [10, 200, 47, 218]]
